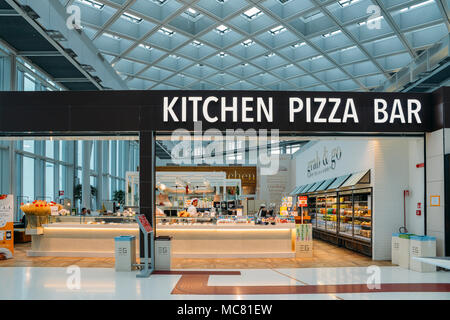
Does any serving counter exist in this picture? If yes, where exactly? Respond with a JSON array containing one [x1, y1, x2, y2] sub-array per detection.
[[157, 223, 296, 258], [28, 216, 297, 258]]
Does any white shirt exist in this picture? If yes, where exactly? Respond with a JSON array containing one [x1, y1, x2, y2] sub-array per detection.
[[187, 205, 198, 216]]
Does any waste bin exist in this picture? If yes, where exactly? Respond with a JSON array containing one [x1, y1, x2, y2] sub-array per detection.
[[155, 236, 172, 270], [391, 233, 401, 265], [115, 236, 136, 272], [410, 235, 437, 272], [398, 233, 415, 269]]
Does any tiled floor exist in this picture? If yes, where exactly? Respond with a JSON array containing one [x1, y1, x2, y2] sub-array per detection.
[[0, 266, 449, 300], [1, 240, 392, 269]]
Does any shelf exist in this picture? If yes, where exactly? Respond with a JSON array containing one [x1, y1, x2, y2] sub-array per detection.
[[354, 235, 371, 242]]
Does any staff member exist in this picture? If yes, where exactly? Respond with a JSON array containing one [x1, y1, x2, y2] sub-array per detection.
[[257, 204, 268, 218], [187, 198, 199, 217]]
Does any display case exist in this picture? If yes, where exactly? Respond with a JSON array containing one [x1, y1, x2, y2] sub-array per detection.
[[338, 190, 353, 238], [352, 188, 372, 243], [299, 187, 372, 256], [308, 195, 317, 228], [48, 215, 136, 225], [314, 193, 337, 232]]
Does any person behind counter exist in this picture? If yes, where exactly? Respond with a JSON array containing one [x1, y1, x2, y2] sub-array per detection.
[[257, 204, 268, 218], [187, 198, 199, 217], [80, 208, 87, 216]]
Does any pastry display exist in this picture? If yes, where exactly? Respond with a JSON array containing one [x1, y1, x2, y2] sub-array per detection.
[[20, 200, 62, 216]]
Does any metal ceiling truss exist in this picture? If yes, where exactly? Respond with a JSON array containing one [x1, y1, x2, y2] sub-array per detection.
[[38, 0, 450, 91]]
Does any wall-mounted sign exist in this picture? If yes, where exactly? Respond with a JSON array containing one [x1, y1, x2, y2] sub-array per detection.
[[430, 195, 440, 207], [0, 194, 14, 260], [307, 146, 342, 178]]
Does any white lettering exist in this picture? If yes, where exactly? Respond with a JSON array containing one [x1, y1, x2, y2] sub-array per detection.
[[374, 99, 388, 123], [390, 99, 406, 123], [202, 96, 218, 123], [408, 99, 422, 124], [188, 97, 202, 122], [313, 98, 327, 123], [242, 97, 254, 122], [257, 97, 273, 122], [163, 97, 178, 122], [343, 98, 358, 123], [221, 97, 238, 122], [289, 98, 303, 122], [328, 98, 341, 123]]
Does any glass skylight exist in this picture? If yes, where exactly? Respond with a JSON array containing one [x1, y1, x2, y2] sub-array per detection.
[[242, 7, 263, 19], [77, 0, 104, 10]]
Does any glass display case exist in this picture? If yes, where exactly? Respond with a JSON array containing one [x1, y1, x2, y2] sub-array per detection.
[[308, 195, 317, 228], [337, 188, 372, 243], [315, 193, 337, 232], [352, 188, 372, 242], [48, 215, 136, 225], [338, 190, 353, 238]]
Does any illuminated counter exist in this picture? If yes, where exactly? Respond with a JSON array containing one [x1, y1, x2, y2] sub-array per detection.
[[28, 223, 139, 257], [156, 223, 296, 258], [28, 222, 296, 258]]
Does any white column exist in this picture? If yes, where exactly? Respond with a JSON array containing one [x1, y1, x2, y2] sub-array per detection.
[[96, 141, 103, 210], [426, 129, 445, 256], [82, 141, 93, 210]]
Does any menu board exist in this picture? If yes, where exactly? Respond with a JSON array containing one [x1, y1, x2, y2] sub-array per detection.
[[0, 195, 14, 259]]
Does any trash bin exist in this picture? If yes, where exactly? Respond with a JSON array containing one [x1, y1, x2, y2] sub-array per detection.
[[155, 236, 172, 271], [115, 236, 136, 272], [410, 235, 437, 272], [391, 233, 401, 265], [398, 233, 415, 269]]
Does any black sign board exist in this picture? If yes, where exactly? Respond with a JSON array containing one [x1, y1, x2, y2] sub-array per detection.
[[0, 89, 445, 134]]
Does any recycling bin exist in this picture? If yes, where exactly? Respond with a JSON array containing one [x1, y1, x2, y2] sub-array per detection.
[[114, 236, 136, 272], [410, 235, 437, 272], [398, 233, 415, 269], [391, 233, 401, 265], [155, 236, 172, 271]]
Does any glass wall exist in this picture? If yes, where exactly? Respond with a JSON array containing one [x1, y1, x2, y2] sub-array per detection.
[[0, 139, 139, 221]]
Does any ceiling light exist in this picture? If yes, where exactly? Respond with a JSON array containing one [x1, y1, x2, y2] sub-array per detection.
[[159, 27, 175, 36], [338, 0, 360, 7], [242, 39, 254, 47], [77, 0, 104, 9], [291, 42, 306, 48], [139, 44, 151, 50], [242, 7, 263, 19], [192, 40, 203, 47], [216, 24, 230, 34], [322, 30, 341, 38], [152, 0, 168, 5], [310, 55, 322, 60], [269, 25, 286, 35], [219, 52, 227, 57], [122, 12, 142, 23]]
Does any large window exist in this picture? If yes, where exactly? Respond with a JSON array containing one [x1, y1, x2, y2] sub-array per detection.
[[22, 156, 35, 203]]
